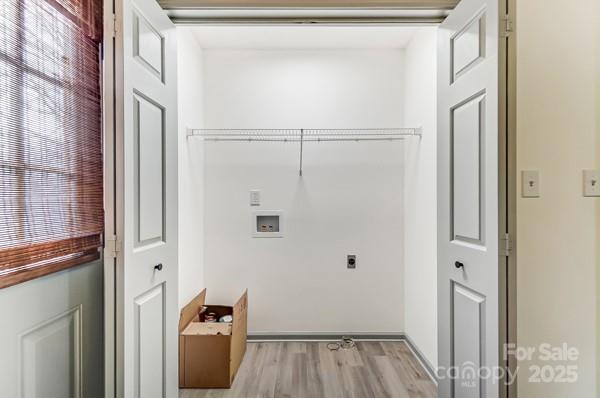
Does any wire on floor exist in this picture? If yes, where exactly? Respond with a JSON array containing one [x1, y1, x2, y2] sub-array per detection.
[[326, 336, 356, 351]]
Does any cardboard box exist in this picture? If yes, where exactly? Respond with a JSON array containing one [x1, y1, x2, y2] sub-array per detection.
[[179, 289, 248, 388]]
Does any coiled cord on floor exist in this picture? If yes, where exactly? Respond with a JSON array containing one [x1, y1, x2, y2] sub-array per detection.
[[326, 336, 356, 351]]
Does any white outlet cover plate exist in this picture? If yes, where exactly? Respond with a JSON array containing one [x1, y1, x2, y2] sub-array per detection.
[[583, 170, 600, 197], [522, 170, 540, 198], [250, 190, 261, 206]]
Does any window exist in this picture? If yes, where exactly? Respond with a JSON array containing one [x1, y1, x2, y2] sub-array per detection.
[[0, 0, 103, 288]]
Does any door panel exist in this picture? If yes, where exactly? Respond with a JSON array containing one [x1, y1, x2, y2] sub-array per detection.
[[451, 11, 486, 82], [452, 283, 485, 398], [134, 93, 165, 246], [438, 0, 500, 397], [133, 12, 165, 81], [135, 284, 166, 398], [451, 92, 485, 244], [112, 0, 178, 395], [0, 261, 103, 398], [21, 306, 82, 398]]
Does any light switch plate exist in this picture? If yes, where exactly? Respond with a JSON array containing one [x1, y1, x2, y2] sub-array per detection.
[[250, 190, 261, 206], [583, 170, 600, 197], [522, 170, 540, 198]]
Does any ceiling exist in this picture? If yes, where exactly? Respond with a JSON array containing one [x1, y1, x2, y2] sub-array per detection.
[[186, 26, 424, 49]]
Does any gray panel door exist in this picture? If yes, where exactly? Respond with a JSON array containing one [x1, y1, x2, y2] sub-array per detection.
[[0, 261, 104, 398], [437, 0, 501, 397]]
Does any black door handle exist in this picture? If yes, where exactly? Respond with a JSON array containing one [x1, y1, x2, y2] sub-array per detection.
[[154, 263, 163, 271], [455, 261, 464, 269]]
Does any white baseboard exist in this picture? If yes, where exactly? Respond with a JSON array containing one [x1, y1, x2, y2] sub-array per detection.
[[248, 331, 405, 341]]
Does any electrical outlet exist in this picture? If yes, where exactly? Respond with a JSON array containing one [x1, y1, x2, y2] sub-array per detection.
[[521, 170, 540, 198], [347, 255, 356, 269], [583, 170, 600, 197]]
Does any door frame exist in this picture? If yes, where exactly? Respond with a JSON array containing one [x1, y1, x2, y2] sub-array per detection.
[[101, 1, 517, 397], [498, 0, 517, 396], [101, 0, 122, 392], [102, 0, 117, 395]]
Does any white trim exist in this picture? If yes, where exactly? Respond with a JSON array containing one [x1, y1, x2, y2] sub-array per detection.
[[164, 8, 450, 25], [402, 335, 438, 385], [248, 331, 404, 339], [102, 0, 117, 396]]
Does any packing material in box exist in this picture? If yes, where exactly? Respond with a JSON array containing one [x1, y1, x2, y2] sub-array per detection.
[[179, 289, 248, 388]]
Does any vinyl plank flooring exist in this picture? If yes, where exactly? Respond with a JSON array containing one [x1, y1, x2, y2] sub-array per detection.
[[179, 341, 437, 398]]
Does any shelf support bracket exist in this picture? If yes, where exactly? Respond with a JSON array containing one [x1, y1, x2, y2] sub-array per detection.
[[299, 128, 304, 176]]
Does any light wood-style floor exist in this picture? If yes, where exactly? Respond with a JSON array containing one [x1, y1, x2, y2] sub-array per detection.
[[179, 341, 437, 398]]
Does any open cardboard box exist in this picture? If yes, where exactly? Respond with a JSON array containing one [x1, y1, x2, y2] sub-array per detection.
[[179, 289, 248, 388]]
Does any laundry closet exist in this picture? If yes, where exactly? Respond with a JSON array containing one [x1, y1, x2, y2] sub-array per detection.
[[175, 25, 439, 369]]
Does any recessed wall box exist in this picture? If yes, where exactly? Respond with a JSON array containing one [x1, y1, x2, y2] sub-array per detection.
[[252, 211, 283, 238], [347, 255, 357, 269]]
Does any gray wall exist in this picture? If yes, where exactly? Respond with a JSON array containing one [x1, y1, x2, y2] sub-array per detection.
[[0, 259, 104, 398]]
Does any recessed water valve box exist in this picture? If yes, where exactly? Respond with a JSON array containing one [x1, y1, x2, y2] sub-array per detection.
[[252, 211, 283, 238]]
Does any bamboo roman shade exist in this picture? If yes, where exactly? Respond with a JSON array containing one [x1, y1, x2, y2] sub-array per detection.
[[0, 0, 103, 286]]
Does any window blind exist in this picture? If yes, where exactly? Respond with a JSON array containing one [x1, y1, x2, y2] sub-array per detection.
[[0, 0, 103, 287]]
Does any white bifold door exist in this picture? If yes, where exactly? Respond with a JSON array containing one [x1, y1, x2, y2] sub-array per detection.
[[437, 0, 503, 397], [108, 0, 178, 395]]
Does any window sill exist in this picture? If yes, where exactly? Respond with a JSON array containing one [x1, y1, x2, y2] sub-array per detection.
[[0, 250, 101, 290]]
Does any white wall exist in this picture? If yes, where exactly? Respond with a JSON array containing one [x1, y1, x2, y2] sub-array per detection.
[[516, 1, 600, 396], [201, 50, 406, 333], [177, 28, 205, 309], [402, 28, 438, 368]]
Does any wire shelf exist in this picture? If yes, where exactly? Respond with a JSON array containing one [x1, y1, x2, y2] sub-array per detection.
[[187, 127, 421, 141], [186, 127, 422, 176]]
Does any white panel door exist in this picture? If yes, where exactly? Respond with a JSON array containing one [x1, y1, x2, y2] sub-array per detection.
[[437, 0, 500, 397], [112, 0, 178, 396]]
